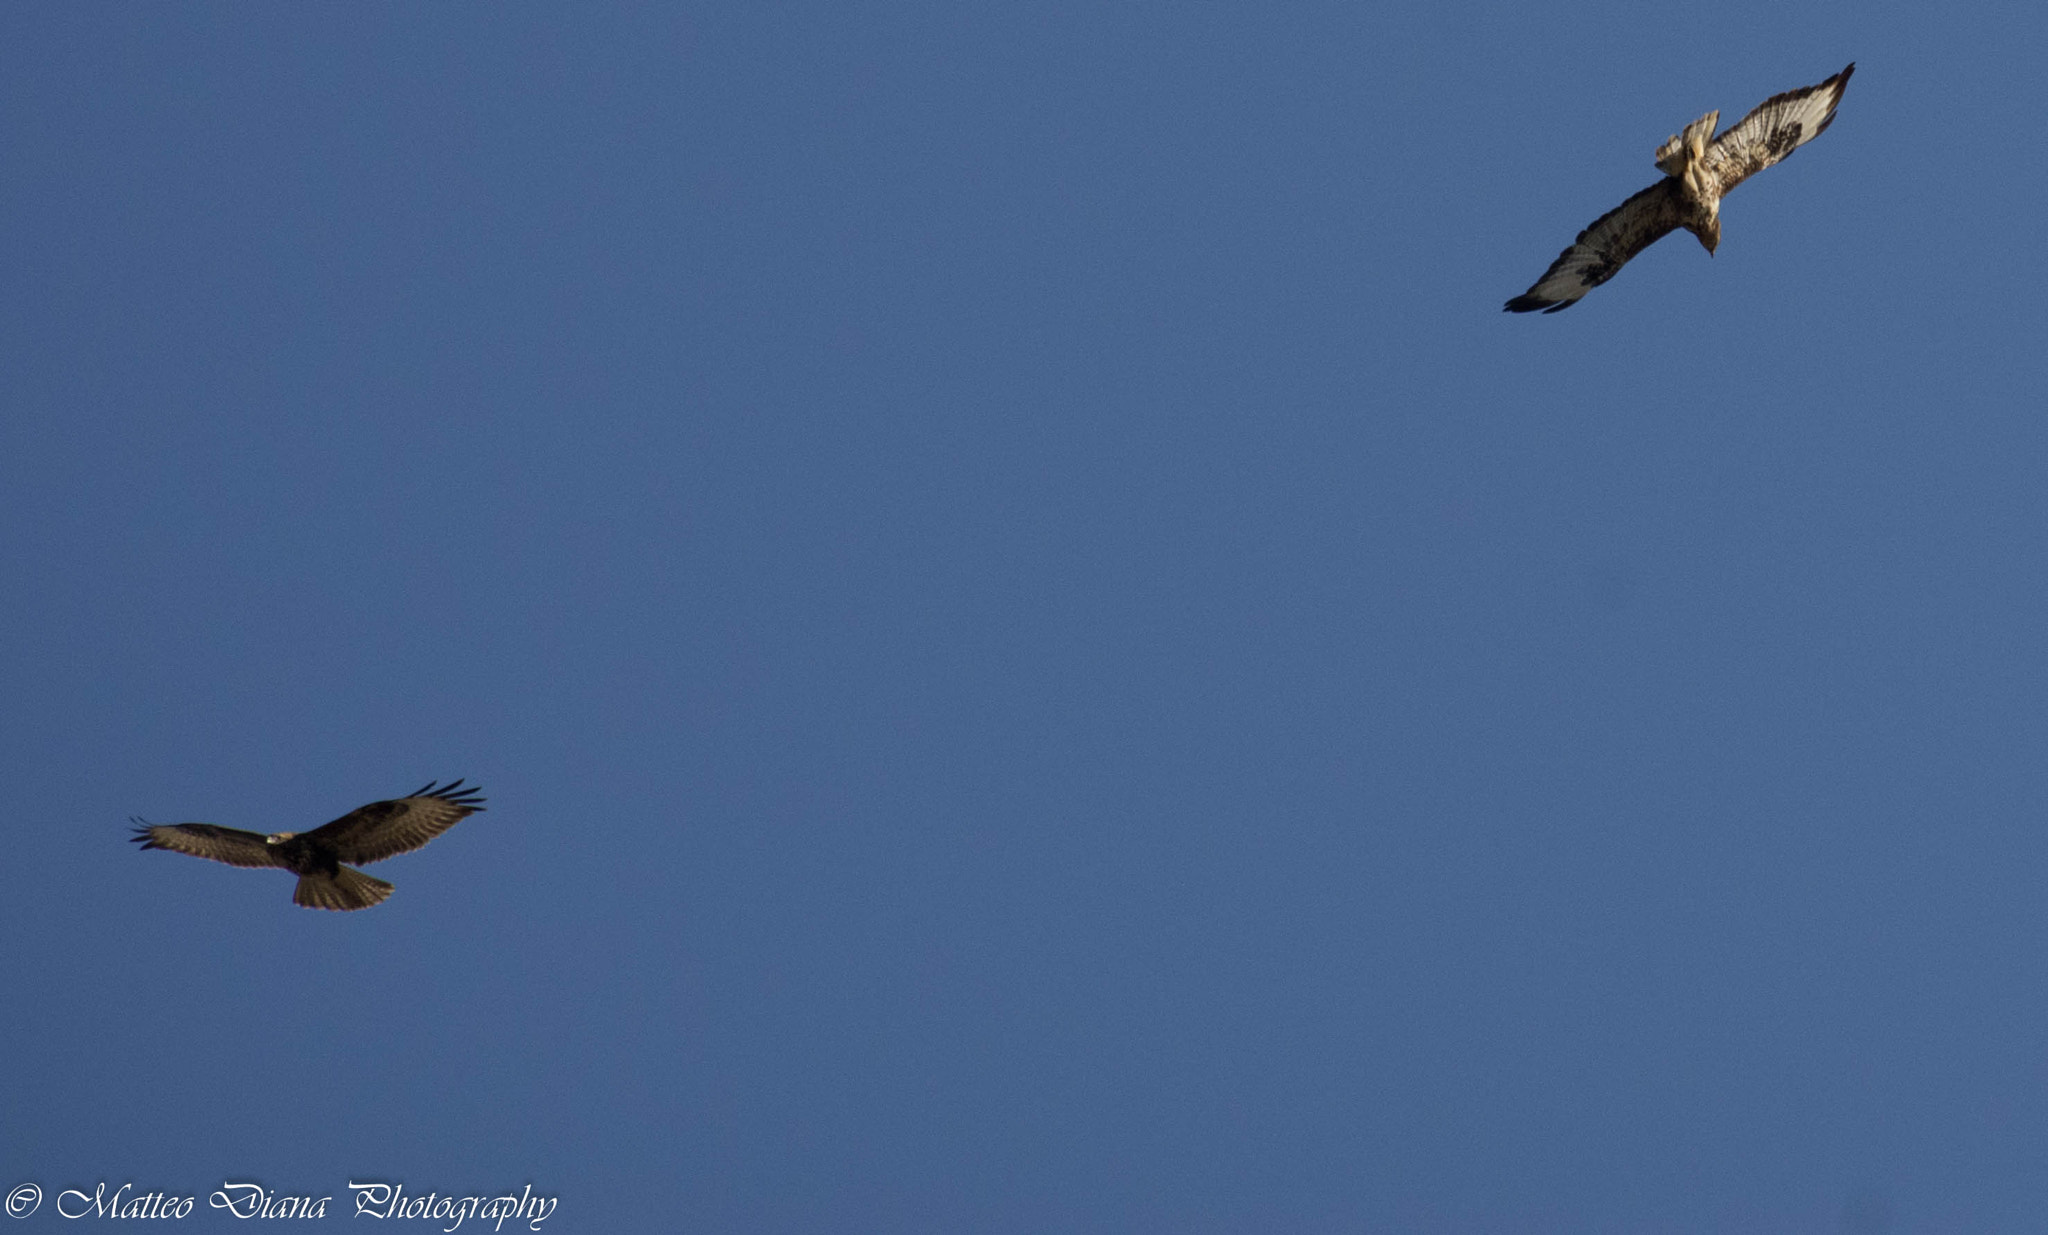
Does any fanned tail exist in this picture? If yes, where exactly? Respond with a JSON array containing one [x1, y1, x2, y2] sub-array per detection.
[[1655, 110, 1719, 176], [294, 866, 394, 911]]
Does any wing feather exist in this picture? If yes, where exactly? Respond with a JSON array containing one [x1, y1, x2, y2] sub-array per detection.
[[305, 779, 486, 865], [1504, 178, 1689, 313], [129, 820, 283, 869], [1703, 63, 1854, 196]]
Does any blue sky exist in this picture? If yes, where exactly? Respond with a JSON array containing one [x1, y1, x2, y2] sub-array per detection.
[[4, 2, 2046, 1230]]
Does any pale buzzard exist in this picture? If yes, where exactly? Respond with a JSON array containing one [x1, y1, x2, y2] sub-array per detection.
[[130, 780, 485, 911], [1506, 63, 1854, 313]]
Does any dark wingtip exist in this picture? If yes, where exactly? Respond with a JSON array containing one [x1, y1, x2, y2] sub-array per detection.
[[411, 779, 487, 811], [1504, 296, 1551, 313]]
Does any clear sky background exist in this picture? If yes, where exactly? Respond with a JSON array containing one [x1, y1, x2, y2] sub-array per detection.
[[4, 3, 2045, 1231]]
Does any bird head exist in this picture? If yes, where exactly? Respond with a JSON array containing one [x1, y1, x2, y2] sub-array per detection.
[[265, 832, 297, 845]]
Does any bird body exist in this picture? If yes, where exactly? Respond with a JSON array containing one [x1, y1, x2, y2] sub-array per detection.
[[131, 780, 484, 910], [1506, 64, 1854, 313]]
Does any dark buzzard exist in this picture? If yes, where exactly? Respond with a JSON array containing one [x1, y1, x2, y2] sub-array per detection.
[[131, 780, 485, 911], [1506, 63, 1854, 313]]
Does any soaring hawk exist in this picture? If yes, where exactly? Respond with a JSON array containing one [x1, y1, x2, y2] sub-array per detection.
[[130, 780, 485, 911], [1506, 63, 1854, 313]]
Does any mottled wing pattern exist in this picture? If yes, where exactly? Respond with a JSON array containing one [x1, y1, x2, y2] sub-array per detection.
[[309, 780, 487, 865], [1504, 178, 1689, 313], [1703, 63, 1854, 196], [129, 820, 283, 869]]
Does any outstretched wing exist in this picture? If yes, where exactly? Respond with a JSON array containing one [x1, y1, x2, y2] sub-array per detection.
[[1505, 178, 1689, 313], [304, 779, 486, 865], [1703, 63, 1854, 196], [130, 820, 283, 869]]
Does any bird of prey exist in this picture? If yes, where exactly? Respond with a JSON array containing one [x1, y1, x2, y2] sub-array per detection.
[[130, 780, 484, 911], [1505, 63, 1854, 313]]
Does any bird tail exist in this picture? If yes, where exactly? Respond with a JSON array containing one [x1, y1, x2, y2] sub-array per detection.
[[294, 866, 394, 911], [1654, 110, 1719, 176]]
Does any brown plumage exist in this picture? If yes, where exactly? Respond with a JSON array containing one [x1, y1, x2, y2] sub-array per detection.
[[130, 780, 485, 911], [1506, 63, 1854, 313]]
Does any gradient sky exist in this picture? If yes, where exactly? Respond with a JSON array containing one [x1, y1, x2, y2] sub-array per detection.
[[5, 3, 2047, 1231]]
